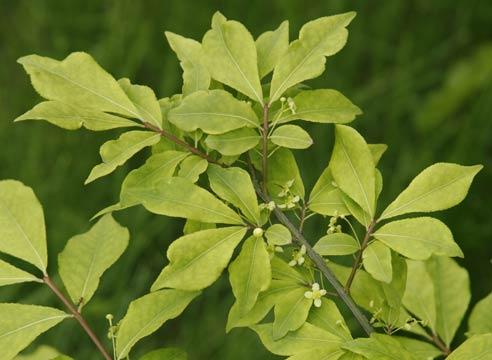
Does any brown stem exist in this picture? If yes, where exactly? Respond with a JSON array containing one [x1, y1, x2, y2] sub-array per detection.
[[345, 220, 377, 293], [43, 276, 112, 360], [261, 104, 270, 195], [143, 122, 222, 166], [432, 332, 451, 355]]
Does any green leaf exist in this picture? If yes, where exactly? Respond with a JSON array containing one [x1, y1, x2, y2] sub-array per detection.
[[131, 177, 244, 225], [118, 78, 162, 128], [342, 333, 416, 360], [467, 292, 492, 336], [307, 298, 352, 341], [15, 345, 64, 360], [403, 259, 436, 329], [151, 227, 246, 291], [177, 155, 208, 183], [165, 31, 210, 96], [251, 322, 342, 356], [286, 348, 345, 360], [168, 89, 259, 134], [15, 101, 138, 131], [368, 144, 388, 166], [308, 168, 349, 216], [271, 256, 311, 285], [277, 89, 361, 124], [229, 235, 271, 316], [120, 151, 189, 207], [205, 128, 260, 156], [58, 214, 129, 306], [0, 259, 40, 287], [446, 334, 492, 360], [265, 224, 292, 246], [338, 353, 365, 360], [0, 180, 47, 273], [273, 287, 313, 339], [208, 165, 261, 225], [381, 254, 407, 310], [340, 192, 371, 228], [202, 16, 263, 103], [373, 217, 463, 260], [226, 279, 299, 332], [362, 241, 392, 283], [393, 337, 441, 360], [269, 12, 356, 103], [182, 219, 216, 235], [380, 163, 482, 220], [330, 125, 375, 217], [116, 289, 199, 359], [85, 131, 161, 184], [270, 125, 313, 149], [264, 148, 305, 199], [139, 347, 187, 360], [0, 304, 69, 360], [427, 256, 470, 346], [313, 233, 359, 256], [18, 52, 140, 119], [256, 21, 289, 79]]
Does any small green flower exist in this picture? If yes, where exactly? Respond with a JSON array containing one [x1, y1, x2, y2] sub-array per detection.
[[289, 244, 307, 266], [304, 282, 327, 307]]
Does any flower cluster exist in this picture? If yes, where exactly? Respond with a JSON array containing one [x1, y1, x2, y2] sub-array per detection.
[[304, 282, 327, 308]]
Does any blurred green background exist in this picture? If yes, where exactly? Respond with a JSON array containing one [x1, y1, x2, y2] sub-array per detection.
[[0, 0, 491, 359]]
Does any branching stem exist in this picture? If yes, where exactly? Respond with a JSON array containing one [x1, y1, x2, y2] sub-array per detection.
[[43, 276, 112, 360]]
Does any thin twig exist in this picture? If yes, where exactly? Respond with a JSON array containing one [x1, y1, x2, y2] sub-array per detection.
[[345, 219, 377, 293], [299, 203, 307, 232], [44, 276, 112, 360], [432, 332, 451, 355]]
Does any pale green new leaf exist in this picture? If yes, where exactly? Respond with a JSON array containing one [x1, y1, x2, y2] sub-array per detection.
[[229, 235, 271, 316], [308, 167, 349, 216], [427, 256, 470, 346], [18, 52, 139, 118], [256, 21, 289, 78], [373, 217, 463, 260], [177, 155, 208, 183], [467, 292, 492, 336], [182, 219, 216, 235], [139, 347, 187, 360], [368, 144, 388, 166], [85, 131, 160, 184], [0, 304, 69, 360], [132, 177, 244, 225], [273, 287, 313, 339], [251, 322, 342, 356], [446, 334, 492, 360], [393, 337, 441, 360], [202, 15, 263, 103], [116, 289, 200, 359], [340, 192, 371, 228], [270, 125, 313, 149], [165, 31, 210, 96], [307, 298, 352, 340], [15, 101, 138, 131], [120, 151, 189, 207], [362, 241, 392, 283], [226, 279, 299, 331], [0, 259, 40, 287], [403, 259, 436, 329], [380, 163, 482, 220], [330, 125, 375, 217], [205, 128, 260, 156], [58, 214, 129, 306], [168, 90, 259, 134], [265, 224, 292, 246], [342, 333, 416, 360], [118, 78, 162, 128], [0, 180, 47, 273], [208, 165, 261, 224], [277, 89, 361, 124], [313, 233, 359, 256], [269, 12, 356, 103], [151, 227, 246, 291]]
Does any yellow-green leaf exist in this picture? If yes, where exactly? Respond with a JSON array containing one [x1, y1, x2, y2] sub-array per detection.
[[58, 214, 129, 306], [467, 292, 492, 336], [273, 287, 313, 339], [256, 21, 289, 79], [0, 259, 40, 287], [362, 241, 392, 283], [380, 163, 482, 220], [116, 289, 200, 359], [270, 125, 313, 149], [0, 304, 69, 360], [0, 180, 47, 273], [151, 227, 246, 291], [118, 78, 162, 128], [205, 128, 260, 156], [446, 334, 492, 360], [313, 233, 359, 256], [265, 224, 292, 246], [177, 155, 208, 183], [308, 167, 349, 216], [373, 217, 463, 260], [139, 347, 187, 360], [307, 298, 352, 341]]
